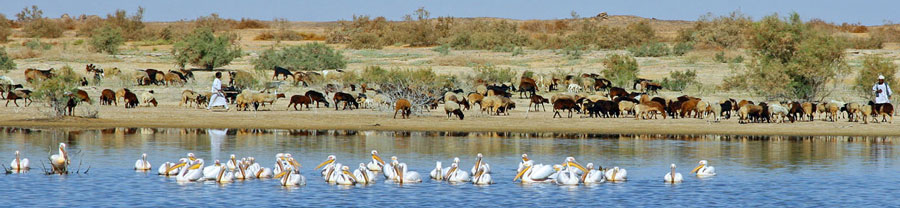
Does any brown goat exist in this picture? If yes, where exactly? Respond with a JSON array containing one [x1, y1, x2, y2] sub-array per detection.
[[394, 99, 412, 119], [5, 89, 32, 107], [100, 89, 117, 106], [635, 102, 666, 120], [24, 68, 54, 83], [552, 97, 579, 118], [124, 91, 139, 108], [529, 94, 549, 111], [287, 95, 312, 111], [874, 103, 894, 123]]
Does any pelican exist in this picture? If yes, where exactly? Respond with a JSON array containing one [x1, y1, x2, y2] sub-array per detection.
[[445, 163, 470, 183], [547, 164, 563, 180], [581, 163, 605, 184], [605, 166, 627, 182], [470, 153, 488, 175], [226, 154, 238, 171], [247, 157, 261, 171], [366, 150, 385, 172], [171, 159, 204, 182], [133, 153, 151, 171], [158, 161, 181, 176], [323, 163, 343, 183], [187, 153, 196, 162], [10, 151, 30, 171], [555, 162, 580, 186], [49, 143, 69, 173], [277, 167, 305, 186], [254, 167, 274, 179], [472, 164, 492, 185], [392, 163, 421, 184], [335, 166, 358, 185], [315, 155, 336, 177], [354, 163, 376, 184], [513, 160, 555, 183], [691, 160, 716, 177], [215, 166, 234, 183], [203, 160, 223, 180], [664, 164, 683, 183], [234, 160, 251, 180], [383, 156, 398, 180], [563, 157, 588, 175], [430, 161, 445, 180]]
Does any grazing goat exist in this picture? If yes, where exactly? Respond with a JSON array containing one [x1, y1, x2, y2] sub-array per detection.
[[640, 81, 662, 95], [634, 102, 666, 120], [65, 90, 91, 116], [252, 93, 285, 110], [859, 104, 874, 124], [273, 66, 293, 80], [24, 68, 54, 83], [333, 92, 359, 110], [800, 102, 815, 121], [768, 103, 793, 123], [467, 93, 484, 110], [181, 90, 201, 107], [5, 89, 32, 107], [607, 87, 628, 99], [845, 102, 861, 122], [116, 88, 130, 103], [618, 100, 637, 117], [552, 97, 579, 118], [100, 89, 116, 106], [287, 95, 312, 111], [141, 90, 156, 107], [870, 101, 894, 123], [633, 78, 652, 90], [444, 101, 465, 120], [123, 91, 139, 108], [394, 99, 412, 119], [305, 90, 330, 108]]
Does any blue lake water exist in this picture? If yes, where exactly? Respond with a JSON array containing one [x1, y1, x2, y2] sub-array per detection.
[[1, 127, 899, 207]]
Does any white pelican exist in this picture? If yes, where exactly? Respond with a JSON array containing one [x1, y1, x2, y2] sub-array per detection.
[[366, 150, 385, 172], [134, 153, 151, 171], [158, 161, 180, 176], [50, 143, 69, 173], [172, 159, 204, 182], [513, 160, 555, 183], [323, 163, 343, 183], [277, 167, 305, 186], [315, 155, 336, 177], [354, 163, 376, 184], [564, 157, 588, 175], [470, 153, 488, 175], [472, 164, 492, 185], [392, 163, 421, 184], [547, 164, 563, 181], [664, 164, 683, 183], [691, 160, 716, 177], [215, 166, 234, 183], [226, 154, 238, 171], [383, 156, 398, 180], [605, 166, 627, 182], [581, 163, 605, 184], [555, 163, 580, 186], [445, 163, 470, 183], [430, 161, 445, 180], [187, 153, 196, 162], [254, 167, 274, 179], [335, 166, 358, 185], [10, 151, 30, 171], [234, 161, 251, 180], [247, 157, 261, 171], [203, 160, 223, 180]]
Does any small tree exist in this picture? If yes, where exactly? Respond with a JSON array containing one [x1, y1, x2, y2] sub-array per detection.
[[23, 18, 63, 38], [15, 5, 43, 22], [32, 66, 82, 118], [601, 54, 640, 87], [252, 43, 345, 71], [172, 28, 242, 70], [0, 47, 15, 73], [89, 26, 124, 54], [854, 54, 898, 98], [0, 14, 11, 43], [357, 66, 454, 114], [661, 69, 698, 91]]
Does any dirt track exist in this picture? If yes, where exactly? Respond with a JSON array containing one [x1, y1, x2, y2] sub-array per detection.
[[1, 101, 898, 137]]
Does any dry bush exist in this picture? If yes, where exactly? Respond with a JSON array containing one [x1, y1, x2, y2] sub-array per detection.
[[681, 12, 752, 49], [432, 55, 505, 67], [194, 13, 235, 32], [23, 18, 63, 38], [235, 18, 268, 29], [839, 22, 868, 33], [844, 36, 883, 49], [76, 8, 145, 40], [870, 26, 900, 42], [0, 14, 11, 42]]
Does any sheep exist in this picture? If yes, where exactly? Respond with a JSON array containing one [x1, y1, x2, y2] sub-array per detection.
[[823, 102, 841, 122], [768, 103, 792, 123], [252, 93, 285, 111], [801, 102, 815, 121], [287, 95, 312, 111], [181, 90, 201, 107], [444, 101, 464, 120], [198, 92, 211, 108], [100, 89, 116, 106], [552, 97, 579, 118], [845, 102, 861, 122], [372, 94, 390, 109], [708, 101, 722, 121], [164, 72, 184, 86], [567, 83, 582, 93], [394, 99, 411, 119], [618, 100, 637, 117], [140, 90, 157, 107], [444, 92, 459, 103], [679, 99, 701, 118], [529, 94, 549, 111], [634, 102, 666, 120], [475, 85, 488, 96], [738, 104, 765, 124], [234, 90, 255, 111], [695, 101, 711, 119], [496, 96, 516, 115], [859, 104, 873, 124]]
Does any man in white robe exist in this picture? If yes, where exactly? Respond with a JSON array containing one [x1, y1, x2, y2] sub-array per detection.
[[208, 72, 229, 111]]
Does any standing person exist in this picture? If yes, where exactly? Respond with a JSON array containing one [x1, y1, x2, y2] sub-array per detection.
[[872, 75, 892, 111], [208, 72, 229, 111]]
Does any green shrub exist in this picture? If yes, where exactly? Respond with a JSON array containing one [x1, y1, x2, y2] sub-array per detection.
[[844, 36, 883, 49], [0, 47, 15, 72], [558, 44, 588, 60], [89, 26, 124, 54], [252, 42, 346, 71], [661, 69, 698, 91], [24, 39, 52, 50], [72, 39, 84, 45], [347, 32, 383, 49], [731, 55, 744, 63], [23, 18, 63, 38], [511, 47, 524, 57], [627, 42, 669, 57], [172, 28, 242, 70], [431, 44, 450, 55], [193, 13, 234, 32], [684, 11, 752, 49], [32, 66, 83, 118], [471, 64, 516, 84], [448, 20, 528, 50], [854, 54, 898, 98], [714, 51, 727, 63], [672, 42, 694, 56], [601, 54, 639, 87]]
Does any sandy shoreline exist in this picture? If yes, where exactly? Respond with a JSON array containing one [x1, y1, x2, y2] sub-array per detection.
[[2, 104, 899, 136]]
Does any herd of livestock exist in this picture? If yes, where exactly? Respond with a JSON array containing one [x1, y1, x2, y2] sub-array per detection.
[[0, 64, 894, 124]]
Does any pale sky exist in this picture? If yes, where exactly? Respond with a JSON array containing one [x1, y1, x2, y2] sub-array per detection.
[[0, 0, 896, 25]]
